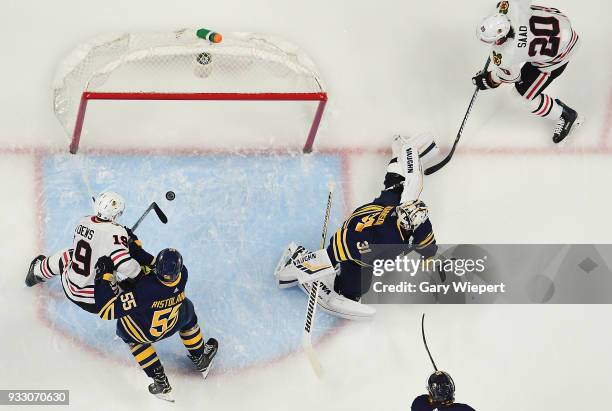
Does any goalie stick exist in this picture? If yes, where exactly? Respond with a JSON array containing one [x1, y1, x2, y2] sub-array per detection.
[[424, 57, 491, 175], [302, 181, 335, 377], [131, 202, 168, 232], [421, 313, 439, 371]]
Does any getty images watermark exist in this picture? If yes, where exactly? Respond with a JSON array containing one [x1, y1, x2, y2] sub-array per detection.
[[361, 244, 612, 304], [371, 254, 506, 295]]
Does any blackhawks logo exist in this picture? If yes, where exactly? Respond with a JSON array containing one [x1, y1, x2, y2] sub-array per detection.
[[492, 51, 502, 66], [497, 1, 510, 14]]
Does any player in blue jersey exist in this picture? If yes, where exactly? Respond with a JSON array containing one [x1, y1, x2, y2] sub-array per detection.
[[275, 134, 442, 320], [412, 371, 475, 411], [94, 248, 218, 402]]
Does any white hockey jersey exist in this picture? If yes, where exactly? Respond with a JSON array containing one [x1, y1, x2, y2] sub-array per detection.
[[489, 1, 579, 83], [61, 216, 141, 306]]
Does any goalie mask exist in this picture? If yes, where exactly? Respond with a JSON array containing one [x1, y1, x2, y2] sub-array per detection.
[[397, 200, 429, 231], [427, 371, 455, 405], [94, 191, 125, 222]]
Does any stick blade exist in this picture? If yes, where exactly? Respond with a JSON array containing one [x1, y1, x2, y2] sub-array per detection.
[[302, 336, 324, 378], [152, 202, 168, 224]]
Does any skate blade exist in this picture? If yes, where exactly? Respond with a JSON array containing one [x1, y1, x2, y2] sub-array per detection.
[[154, 392, 175, 402], [555, 116, 585, 145], [200, 357, 216, 380]]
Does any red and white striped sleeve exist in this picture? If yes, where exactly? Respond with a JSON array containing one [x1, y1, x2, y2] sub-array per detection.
[[109, 248, 141, 281]]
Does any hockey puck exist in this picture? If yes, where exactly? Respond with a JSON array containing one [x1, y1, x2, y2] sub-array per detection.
[[165, 191, 176, 201]]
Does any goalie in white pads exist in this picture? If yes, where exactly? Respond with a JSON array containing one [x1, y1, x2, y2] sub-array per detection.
[[25, 191, 153, 313], [274, 135, 440, 320], [473, 1, 582, 143]]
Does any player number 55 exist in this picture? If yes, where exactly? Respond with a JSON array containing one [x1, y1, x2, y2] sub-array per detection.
[[149, 304, 181, 338], [120, 293, 137, 311]]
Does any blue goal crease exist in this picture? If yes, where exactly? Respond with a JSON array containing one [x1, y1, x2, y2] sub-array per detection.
[[41, 153, 345, 372]]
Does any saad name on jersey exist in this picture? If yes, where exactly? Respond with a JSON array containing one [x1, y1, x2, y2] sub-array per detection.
[[517, 25, 528, 48], [75, 224, 94, 240]]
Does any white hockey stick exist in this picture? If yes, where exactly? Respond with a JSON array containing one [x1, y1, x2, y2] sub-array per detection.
[[302, 181, 335, 377], [77, 155, 96, 203]]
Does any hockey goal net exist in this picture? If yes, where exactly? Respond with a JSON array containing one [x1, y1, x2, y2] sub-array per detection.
[[53, 29, 327, 153]]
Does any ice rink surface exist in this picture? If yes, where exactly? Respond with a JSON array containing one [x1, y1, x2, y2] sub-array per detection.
[[1, 0, 611, 410]]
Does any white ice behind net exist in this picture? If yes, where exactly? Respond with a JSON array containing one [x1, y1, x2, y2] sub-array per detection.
[[53, 29, 326, 140]]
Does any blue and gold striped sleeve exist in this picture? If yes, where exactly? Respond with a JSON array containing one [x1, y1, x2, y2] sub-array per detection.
[[94, 274, 139, 321], [330, 228, 369, 267], [412, 219, 438, 259]]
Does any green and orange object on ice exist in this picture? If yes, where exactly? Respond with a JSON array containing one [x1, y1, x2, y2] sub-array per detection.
[[196, 28, 222, 43]]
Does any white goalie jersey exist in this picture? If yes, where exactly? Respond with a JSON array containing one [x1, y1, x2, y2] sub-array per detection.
[[490, 1, 579, 83], [61, 216, 141, 306]]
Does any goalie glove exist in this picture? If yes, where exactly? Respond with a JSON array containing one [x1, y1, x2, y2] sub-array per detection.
[[472, 70, 499, 90]]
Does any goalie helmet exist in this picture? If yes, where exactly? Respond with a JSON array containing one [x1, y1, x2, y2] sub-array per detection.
[[155, 248, 183, 283], [94, 191, 125, 221], [397, 200, 429, 231], [427, 371, 455, 404], [477, 13, 511, 44]]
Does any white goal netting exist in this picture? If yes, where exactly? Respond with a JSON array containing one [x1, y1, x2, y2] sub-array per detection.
[[52, 29, 327, 153]]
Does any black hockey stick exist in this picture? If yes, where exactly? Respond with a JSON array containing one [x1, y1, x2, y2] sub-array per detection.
[[131, 202, 168, 232], [424, 57, 491, 175], [421, 314, 439, 371]]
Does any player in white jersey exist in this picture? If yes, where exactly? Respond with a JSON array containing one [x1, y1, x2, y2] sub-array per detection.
[[472, 1, 582, 143], [25, 191, 153, 313]]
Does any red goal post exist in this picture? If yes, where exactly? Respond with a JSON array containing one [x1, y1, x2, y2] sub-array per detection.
[[53, 30, 328, 154]]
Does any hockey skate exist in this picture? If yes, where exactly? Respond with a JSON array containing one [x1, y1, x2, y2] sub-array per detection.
[[552, 99, 583, 143], [25, 255, 45, 287], [188, 338, 218, 379], [148, 366, 174, 402], [299, 276, 376, 321]]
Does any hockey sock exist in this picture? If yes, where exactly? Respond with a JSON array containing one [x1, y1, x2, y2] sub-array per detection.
[[130, 343, 161, 378], [180, 325, 205, 357], [37, 249, 71, 281], [530, 93, 563, 119]]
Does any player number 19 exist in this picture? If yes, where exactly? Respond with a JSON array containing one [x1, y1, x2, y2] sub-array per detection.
[[71, 240, 92, 276]]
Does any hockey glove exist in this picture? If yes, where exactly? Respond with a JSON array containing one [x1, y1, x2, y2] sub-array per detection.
[[472, 70, 499, 90], [95, 255, 115, 284], [124, 226, 140, 247]]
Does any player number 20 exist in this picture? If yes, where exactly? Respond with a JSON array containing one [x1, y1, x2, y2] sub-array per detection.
[[528, 16, 561, 58]]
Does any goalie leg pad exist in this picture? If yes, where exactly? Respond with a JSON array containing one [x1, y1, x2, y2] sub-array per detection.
[[396, 143, 424, 205], [392, 133, 441, 170], [274, 244, 335, 287], [298, 277, 376, 321], [274, 242, 300, 289]]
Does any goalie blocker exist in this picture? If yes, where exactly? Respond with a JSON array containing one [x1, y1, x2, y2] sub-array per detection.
[[274, 134, 441, 320]]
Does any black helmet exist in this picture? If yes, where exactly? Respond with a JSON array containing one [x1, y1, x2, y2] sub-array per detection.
[[154, 248, 183, 283], [427, 371, 455, 404]]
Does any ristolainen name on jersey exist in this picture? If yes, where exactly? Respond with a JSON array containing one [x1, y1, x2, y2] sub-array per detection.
[[372, 281, 507, 295]]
